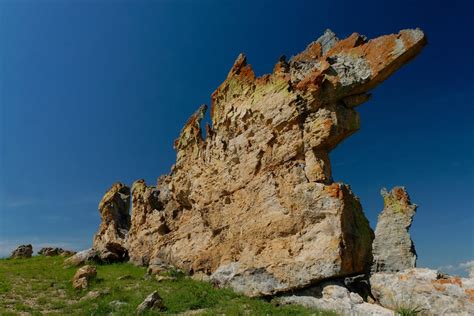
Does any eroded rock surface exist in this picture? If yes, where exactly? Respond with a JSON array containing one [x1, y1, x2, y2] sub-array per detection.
[[276, 282, 394, 316], [93, 182, 131, 262], [72, 265, 97, 289], [38, 247, 76, 257], [372, 187, 417, 273], [11, 244, 33, 259], [371, 268, 474, 315], [111, 28, 426, 296]]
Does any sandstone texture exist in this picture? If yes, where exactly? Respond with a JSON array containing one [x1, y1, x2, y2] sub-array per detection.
[[92, 182, 131, 262], [371, 268, 474, 315], [372, 187, 417, 273], [96, 28, 427, 296], [72, 265, 97, 289], [10, 244, 33, 259]]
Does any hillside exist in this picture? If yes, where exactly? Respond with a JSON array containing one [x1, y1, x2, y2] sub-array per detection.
[[0, 256, 333, 315]]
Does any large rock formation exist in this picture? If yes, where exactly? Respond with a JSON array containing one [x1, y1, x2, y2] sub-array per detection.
[[92, 182, 131, 262], [100, 28, 426, 296], [85, 29, 426, 296], [372, 187, 417, 273]]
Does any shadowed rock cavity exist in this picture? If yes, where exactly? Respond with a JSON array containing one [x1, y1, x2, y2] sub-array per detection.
[[94, 28, 427, 296]]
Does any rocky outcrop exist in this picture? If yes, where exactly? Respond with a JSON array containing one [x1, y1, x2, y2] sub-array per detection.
[[11, 244, 33, 259], [38, 247, 76, 257], [93, 182, 131, 262], [372, 187, 417, 273], [98, 28, 426, 296], [72, 265, 97, 289], [371, 268, 474, 315]]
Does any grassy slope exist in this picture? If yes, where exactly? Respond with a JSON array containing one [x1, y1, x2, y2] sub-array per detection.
[[0, 256, 336, 315]]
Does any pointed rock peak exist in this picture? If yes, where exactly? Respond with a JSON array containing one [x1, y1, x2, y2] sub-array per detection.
[[226, 53, 255, 80], [316, 28, 339, 55], [174, 104, 208, 151], [381, 186, 415, 210]]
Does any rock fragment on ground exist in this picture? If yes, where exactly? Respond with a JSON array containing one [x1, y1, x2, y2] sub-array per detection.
[[72, 265, 97, 289], [372, 187, 417, 273], [136, 291, 166, 314], [10, 244, 33, 259], [64, 248, 99, 266]]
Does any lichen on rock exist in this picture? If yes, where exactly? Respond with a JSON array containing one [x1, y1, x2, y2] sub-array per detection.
[[94, 28, 427, 297], [372, 187, 418, 273]]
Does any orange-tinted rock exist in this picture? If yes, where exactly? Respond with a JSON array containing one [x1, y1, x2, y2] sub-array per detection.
[[111, 28, 426, 296]]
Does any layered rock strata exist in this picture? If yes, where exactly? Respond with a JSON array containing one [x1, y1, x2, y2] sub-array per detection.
[[92, 182, 131, 262], [372, 187, 417, 273], [100, 28, 426, 296]]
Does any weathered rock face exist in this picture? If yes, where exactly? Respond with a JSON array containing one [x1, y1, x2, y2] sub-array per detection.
[[93, 182, 131, 262], [64, 248, 100, 267], [38, 247, 76, 257], [372, 187, 417, 273], [11, 244, 33, 259], [371, 268, 474, 315], [276, 281, 394, 316], [122, 28, 426, 296]]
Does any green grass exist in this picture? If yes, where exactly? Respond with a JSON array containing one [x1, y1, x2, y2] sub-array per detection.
[[0, 256, 336, 315]]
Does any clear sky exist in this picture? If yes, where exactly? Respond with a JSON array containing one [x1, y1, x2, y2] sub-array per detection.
[[0, 0, 472, 275]]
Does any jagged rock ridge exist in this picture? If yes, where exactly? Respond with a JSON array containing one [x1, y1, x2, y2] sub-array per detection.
[[95, 28, 427, 296]]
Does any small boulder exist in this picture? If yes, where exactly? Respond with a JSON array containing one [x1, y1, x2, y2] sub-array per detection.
[[38, 247, 76, 257], [11, 244, 33, 259], [64, 248, 99, 266], [136, 291, 166, 314], [72, 265, 97, 289]]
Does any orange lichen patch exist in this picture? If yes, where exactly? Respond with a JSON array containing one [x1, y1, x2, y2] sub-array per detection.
[[393, 187, 411, 206], [325, 33, 367, 56], [210, 53, 256, 122], [399, 275, 408, 281], [349, 29, 426, 94], [326, 183, 343, 199], [432, 277, 463, 287], [464, 289, 474, 302], [292, 41, 322, 62]]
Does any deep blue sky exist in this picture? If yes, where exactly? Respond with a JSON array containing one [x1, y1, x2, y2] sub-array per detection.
[[0, 0, 472, 274]]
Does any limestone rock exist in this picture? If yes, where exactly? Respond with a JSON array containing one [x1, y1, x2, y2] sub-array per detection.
[[38, 247, 76, 257], [372, 187, 417, 273], [136, 291, 166, 314], [72, 265, 97, 289], [276, 282, 394, 315], [10, 244, 33, 259], [122, 28, 426, 296], [370, 268, 474, 315], [64, 248, 99, 266], [93, 182, 131, 262]]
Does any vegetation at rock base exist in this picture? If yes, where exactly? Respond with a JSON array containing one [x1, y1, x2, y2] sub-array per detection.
[[0, 256, 335, 315]]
